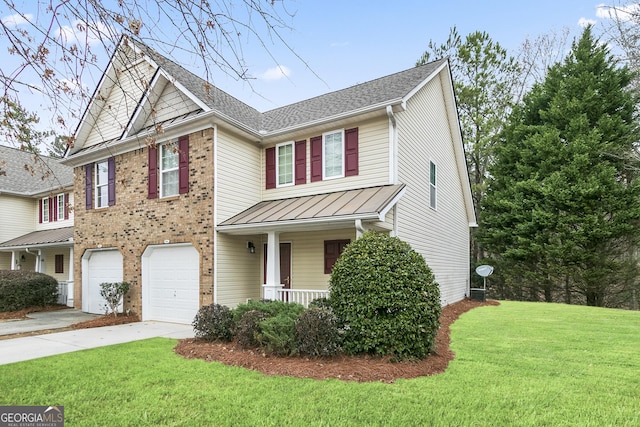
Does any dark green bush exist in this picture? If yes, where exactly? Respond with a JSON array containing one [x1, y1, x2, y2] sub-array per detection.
[[232, 299, 304, 354], [308, 297, 331, 310], [192, 304, 234, 342], [0, 270, 59, 312], [328, 231, 441, 360], [259, 314, 298, 356], [235, 309, 267, 348], [295, 307, 341, 357]]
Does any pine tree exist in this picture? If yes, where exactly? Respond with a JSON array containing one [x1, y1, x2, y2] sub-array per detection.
[[480, 26, 640, 307]]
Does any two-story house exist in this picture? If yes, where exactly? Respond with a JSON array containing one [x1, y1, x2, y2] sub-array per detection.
[[62, 36, 476, 324], [0, 145, 75, 305]]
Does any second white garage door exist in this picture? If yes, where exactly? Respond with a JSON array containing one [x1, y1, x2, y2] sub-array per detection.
[[141, 244, 200, 324]]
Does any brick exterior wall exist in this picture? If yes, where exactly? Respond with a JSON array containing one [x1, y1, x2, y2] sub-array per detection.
[[72, 128, 215, 315]]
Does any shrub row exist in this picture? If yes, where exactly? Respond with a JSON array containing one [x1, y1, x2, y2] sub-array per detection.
[[192, 300, 341, 357], [193, 232, 442, 361], [0, 270, 59, 312]]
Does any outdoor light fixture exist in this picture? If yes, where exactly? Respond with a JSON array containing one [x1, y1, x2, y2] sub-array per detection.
[[20, 255, 25, 262], [247, 241, 255, 254]]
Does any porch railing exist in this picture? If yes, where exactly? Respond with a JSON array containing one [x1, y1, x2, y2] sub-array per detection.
[[277, 288, 329, 308], [57, 281, 74, 307]]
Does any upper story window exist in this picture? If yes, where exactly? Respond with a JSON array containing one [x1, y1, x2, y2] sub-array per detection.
[[40, 193, 69, 223], [57, 194, 65, 220], [41, 197, 50, 222], [95, 161, 109, 208], [277, 142, 294, 187], [160, 142, 179, 197], [85, 158, 115, 210], [429, 160, 437, 210], [323, 130, 344, 180], [148, 135, 189, 199]]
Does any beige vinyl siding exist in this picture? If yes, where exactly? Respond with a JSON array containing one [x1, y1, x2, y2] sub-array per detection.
[[40, 248, 72, 282], [215, 128, 262, 223], [262, 117, 390, 201], [142, 82, 200, 126], [0, 195, 35, 242], [396, 73, 471, 306], [215, 233, 262, 307], [0, 254, 11, 270], [258, 230, 356, 291], [85, 61, 156, 147], [35, 193, 74, 231]]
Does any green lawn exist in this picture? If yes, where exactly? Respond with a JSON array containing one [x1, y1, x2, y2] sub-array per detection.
[[1, 301, 639, 426]]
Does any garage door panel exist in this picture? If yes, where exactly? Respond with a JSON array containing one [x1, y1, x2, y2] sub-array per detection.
[[142, 245, 199, 324], [84, 250, 123, 315]]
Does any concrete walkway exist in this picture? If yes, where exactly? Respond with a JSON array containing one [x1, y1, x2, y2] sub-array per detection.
[[0, 317, 193, 365]]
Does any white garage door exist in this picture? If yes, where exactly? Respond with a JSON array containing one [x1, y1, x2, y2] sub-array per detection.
[[142, 244, 200, 324], [82, 250, 123, 315]]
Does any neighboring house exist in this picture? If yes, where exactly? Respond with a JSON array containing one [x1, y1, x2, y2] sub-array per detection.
[[62, 36, 476, 324], [0, 145, 75, 306]]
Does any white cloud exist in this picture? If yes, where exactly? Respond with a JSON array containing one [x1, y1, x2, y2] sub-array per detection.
[[55, 20, 112, 46], [258, 65, 291, 81], [1, 13, 33, 27], [596, 3, 640, 21], [578, 17, 597, 27]]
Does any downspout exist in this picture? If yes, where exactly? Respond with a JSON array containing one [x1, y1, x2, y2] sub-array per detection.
[[386, 106, 398, 185], [212, 123, 218, 304], [386, 106, 400, 236], [355, 219, 365, 239]]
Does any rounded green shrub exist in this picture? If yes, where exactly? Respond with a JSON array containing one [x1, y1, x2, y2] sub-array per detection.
[[295, 307, 341, 357], [235, 309, 267, 348], [0, 270, 59, 312], [328, 231, 441, 360], [192, 303, 234, 342]]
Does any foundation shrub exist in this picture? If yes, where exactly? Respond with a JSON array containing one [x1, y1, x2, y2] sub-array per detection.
[[0, 270, 59, 312], [328, 231, 442, 360], [295, 307, 341, 357], [192, 304, 234, 342], [235, 309, 267, 348]]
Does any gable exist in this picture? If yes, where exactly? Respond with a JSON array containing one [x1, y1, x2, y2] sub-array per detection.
[[82, 55, 158, 148], [137, 75, 202, 132]]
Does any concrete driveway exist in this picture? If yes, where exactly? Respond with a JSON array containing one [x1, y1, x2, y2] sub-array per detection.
[[0, 309, 100, 336], [0, 309, 193, 365]]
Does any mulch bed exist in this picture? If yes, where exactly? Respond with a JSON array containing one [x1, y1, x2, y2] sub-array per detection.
[[174, 298, 499, 383]]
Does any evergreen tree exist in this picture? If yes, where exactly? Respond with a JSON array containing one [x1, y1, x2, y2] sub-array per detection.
[[480, 26, 640, 307]]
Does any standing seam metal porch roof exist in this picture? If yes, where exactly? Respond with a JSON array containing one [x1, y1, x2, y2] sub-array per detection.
[[217, 184, 405, 232], [0, 227, 74, 249]]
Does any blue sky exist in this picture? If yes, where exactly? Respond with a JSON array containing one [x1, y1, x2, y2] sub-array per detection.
[[0, 1, 618, 135]]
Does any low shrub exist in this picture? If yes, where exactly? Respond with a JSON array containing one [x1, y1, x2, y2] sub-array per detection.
[[99, 281, 131, 317], [295, 307, 341, 357], [0, 270, 59, 312], [235, 309, 267, 348], [192, 304, 234, 342], [259, 314, 298, 356]]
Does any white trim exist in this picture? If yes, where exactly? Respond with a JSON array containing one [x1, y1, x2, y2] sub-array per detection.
[[94, 160, 109, 208], [322, 129, 345, 180], [81, 248, 123, 314], [212, 123, 218, 304], [429, 159, 437, 211], [41, 197, 50, 223], [402, 60, 449, 105], [275, 141, 294, 187]]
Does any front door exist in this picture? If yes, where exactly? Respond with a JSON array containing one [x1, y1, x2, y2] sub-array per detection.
[[263, 242, 291, 289]]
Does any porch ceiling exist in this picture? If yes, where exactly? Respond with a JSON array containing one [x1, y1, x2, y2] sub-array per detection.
[[0, 227, 74, 250], [216, 184, 406, 235]]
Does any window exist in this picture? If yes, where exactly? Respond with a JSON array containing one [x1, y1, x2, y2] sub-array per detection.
[[55, 254, 64, 274], [277, 142, 294, 187], [324, 239, 350, 274], [323, 130, 344, 179], [41, 197, 50, 222], [95, 161, 109, 208], [429, 160, 437, 210], [57, 194, 65, 220], [160, 141, 179, 197]]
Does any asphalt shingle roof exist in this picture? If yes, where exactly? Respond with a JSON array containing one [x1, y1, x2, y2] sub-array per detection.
[[129, 38, 446, 135], [0, 145, 73, 195]]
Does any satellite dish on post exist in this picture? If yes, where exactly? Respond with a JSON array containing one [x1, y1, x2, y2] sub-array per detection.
[[472, 265, 494, 302], [475, 265, 494, 278]]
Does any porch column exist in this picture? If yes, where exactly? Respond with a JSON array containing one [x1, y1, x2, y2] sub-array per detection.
[[10, 251, 17, 270], [67, 246, 74, 307], [262, 231, 283, 300]]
